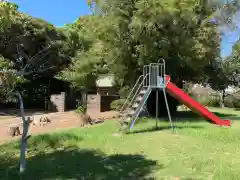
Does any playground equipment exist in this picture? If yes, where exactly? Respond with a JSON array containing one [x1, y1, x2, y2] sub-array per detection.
[[119, 59, 231, 132]]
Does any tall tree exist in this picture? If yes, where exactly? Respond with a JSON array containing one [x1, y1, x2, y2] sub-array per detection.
[[207, 56, 240, 107], [91, 0, 220, 85], [59, 15, 112, 90], [0, 2, 82, 80]]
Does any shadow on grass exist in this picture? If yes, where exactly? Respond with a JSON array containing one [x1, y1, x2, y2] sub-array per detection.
[[129, 109, 239, 134], [0, 131, 84, 152], [136, 109, 239, 124], [0, 130, 160, 180], [129, 124, 204, 135], [139, 110, 239, 123], [174, 111, 238, 121], [0, 147, 160, 180]]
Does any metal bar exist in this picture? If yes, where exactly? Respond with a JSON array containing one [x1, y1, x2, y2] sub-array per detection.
[[156, 66, 158, 87], [127, 74, 149, 109], [158, 66, 159, 86], [149, 63, 161, 88], [156, 89, 158, 129], [129, 87, 152, 130], [156, 63, 159, 128], [163, 88, 174, 133], [120, 75, 143, 112], [148, 65, 151, 87], [153, 65, 155, 87], [158, 58, 165, 87], [120, 74, 150, 131], [143, 66, 146, 87], [144, 65, 150, 87]]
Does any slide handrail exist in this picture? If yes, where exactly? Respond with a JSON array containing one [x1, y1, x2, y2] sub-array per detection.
[[120, 75, 143, 112], [126, 74, 150, 111]]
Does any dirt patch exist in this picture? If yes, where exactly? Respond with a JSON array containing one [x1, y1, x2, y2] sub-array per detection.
[[0, 110, 119, 144]]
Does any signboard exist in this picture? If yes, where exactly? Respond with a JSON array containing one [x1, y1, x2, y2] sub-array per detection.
[[96, 74, 115, 87]]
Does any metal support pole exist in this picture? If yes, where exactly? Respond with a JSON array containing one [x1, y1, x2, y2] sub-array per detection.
[[155, 64, 159, 129], [163, 88, 174, 133], [156, 89, 158, 129], [149, 66, 151, 87]]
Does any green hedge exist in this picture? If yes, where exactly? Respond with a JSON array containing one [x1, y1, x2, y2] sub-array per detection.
[[189, 92, 221, 107], [189, 91, 240, 108], [224, 92, 240, 108], [110, 99, 126, 111], [74, 104, 86, 114]]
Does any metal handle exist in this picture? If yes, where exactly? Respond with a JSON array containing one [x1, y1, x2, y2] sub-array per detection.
[[120, 75, 143, 112], [127, 74, 149, 109]]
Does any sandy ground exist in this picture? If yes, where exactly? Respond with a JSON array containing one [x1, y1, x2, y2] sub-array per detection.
[[0, 109, 119, 143]]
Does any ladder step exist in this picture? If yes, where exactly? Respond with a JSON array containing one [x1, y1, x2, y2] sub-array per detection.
[[124, 116, 131, 122], [139, 90, 146, 95], [128, 110, 136, 116], [120, 108, 131, 114], [135, 96, 143, 102], [123, 109, 130, 113], [132, 103, 140, 109]]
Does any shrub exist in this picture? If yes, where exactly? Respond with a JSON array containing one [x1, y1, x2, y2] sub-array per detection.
[[110, 99, 126, 111], [233, 94, 240, 108], [119, 86, 130, 99], [224, 92, 240, 108], [224, 95, 235, 108], [74, 104, 86, 114], [189, 92, 220, 107], [209, 95, 221, 107], [192, 93, 209, 106]]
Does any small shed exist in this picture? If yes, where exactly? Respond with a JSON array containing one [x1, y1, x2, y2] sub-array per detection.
[[96, 74, 116, 95], [87, 74, 119, 113]]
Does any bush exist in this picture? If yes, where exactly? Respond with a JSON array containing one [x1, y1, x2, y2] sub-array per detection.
[[224, 96, 234, 108], [119, 86, 130, 99], [110, 99, 126, 111], [224, 92, 240, 108], [209, 96, 221, 107], [233, 95, 240, 108], [189, 92, 220, 107], [190, 93, 209, 106], [74, 104, 86, 114]]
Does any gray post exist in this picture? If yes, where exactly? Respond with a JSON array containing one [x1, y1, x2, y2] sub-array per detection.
[[156, 89, 158, 129], [148, 66, 150, 87], [156, 64, 159, 129], [163, 88, 174, 133]]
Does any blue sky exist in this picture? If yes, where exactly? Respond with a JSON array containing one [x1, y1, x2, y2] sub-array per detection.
[[9, 0, 239, 57], [9, 0, 91, 26], [221, 30, 239, 57]]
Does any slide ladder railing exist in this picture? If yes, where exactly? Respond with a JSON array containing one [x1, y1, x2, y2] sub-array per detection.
[[119, 59, 171, 132], [120, 75, 143, 115], [119, 74, 150, 131]]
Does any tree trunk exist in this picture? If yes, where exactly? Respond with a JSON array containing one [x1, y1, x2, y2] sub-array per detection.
[[16, 92, 29, 173], [219, 89, 225, 108]]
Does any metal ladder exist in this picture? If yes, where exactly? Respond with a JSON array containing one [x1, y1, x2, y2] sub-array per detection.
[[119, 59, 173, 132]]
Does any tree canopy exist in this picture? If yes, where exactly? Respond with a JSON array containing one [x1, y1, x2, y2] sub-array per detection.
[[0, 2, 83, 79], [0, 2, 84, 103], [66, 0, 220, 88], [0, 0, 239, 108]]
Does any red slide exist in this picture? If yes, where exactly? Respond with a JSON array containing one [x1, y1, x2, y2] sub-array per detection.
[[165, 75, 230, 126]]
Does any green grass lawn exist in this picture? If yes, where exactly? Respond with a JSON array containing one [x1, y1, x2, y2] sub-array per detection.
[[1, 108, 240, 180]]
